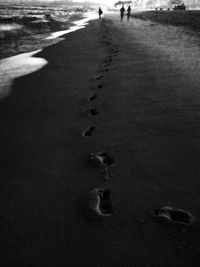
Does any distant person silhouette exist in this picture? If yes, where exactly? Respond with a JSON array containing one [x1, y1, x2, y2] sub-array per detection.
[[98, 7, 103, 19], [120, 5, 125, 21], [127, 5, 131, 21]]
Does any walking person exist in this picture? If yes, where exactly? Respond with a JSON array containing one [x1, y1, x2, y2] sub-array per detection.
[[127, 5, 131, 21], [98, 7, 103, 19], [120, 5, 125, 21]]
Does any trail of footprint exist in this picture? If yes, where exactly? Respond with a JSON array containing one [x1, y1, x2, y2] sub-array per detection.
[[88, 152, 115, 180], [88, 152, 114, 167], [88, 93, 97, 101], [152, 206, 195, 226], [88, 108, 98, 116], [82, 188, 113, 220], [82, 126, 96, 137], [104, 69, 109, 72], [100, 66, 109, 73], [96, 75, 103, 81]]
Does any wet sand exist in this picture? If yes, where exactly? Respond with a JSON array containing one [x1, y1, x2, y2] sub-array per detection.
[[1, 13, 200, 266]]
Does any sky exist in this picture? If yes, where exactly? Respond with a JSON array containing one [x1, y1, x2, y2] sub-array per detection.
[[0, 0, 116, 6], [77, 0, 116, 5], [24, 0, 116, 4], [62, 0, 116, 5]]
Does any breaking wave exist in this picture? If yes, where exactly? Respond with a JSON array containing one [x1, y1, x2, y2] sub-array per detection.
[[0, 5, 92, 59]]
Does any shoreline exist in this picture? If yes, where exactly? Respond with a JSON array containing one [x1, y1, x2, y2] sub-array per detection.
[[0, 10, 97, 59]]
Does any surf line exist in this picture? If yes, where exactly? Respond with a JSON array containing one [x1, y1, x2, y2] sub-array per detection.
[[46, 12, 98, 40], [0, 12, 98, 99]]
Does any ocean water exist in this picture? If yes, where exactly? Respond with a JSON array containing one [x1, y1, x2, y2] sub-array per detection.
[[0, 5, 99, 98], [0, 4, 93, 59]]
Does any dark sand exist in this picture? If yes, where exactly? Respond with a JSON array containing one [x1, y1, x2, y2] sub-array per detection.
[[132, 10, 200, 33], [1, 13, 200, 266]]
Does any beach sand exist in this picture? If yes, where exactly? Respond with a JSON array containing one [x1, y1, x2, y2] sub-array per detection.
[[132, 10, 200, 33], [1, 13, 200, 266]]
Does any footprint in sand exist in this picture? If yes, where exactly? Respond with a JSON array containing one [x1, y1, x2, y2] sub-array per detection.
[[88, 152, 114, 167], [96, 75, 103, 81], [100, 68, 109, 73], [88, 93, 97, 101], [152, 206, 195, 226], [88, 152, 115, 180], [88, 108, 98, 116], [82, 126, 96, 137], [82, 188, 113, 220]]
